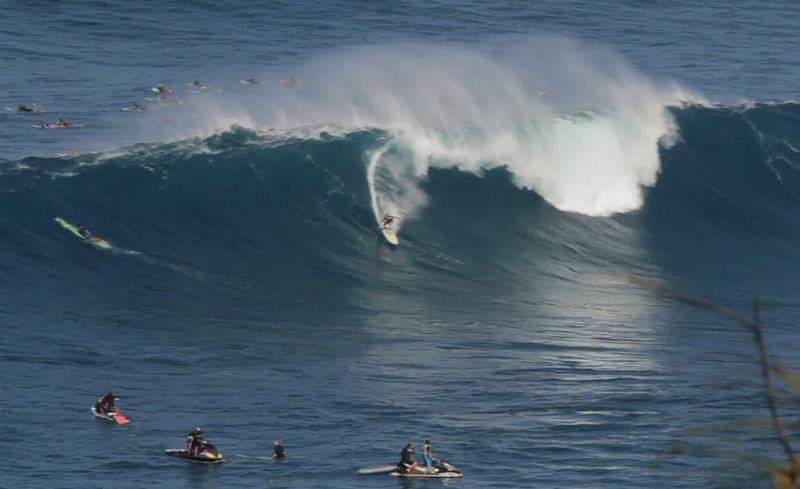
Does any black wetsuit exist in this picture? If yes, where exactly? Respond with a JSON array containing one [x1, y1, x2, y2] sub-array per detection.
[[96, 393, 116, 414], [186, 433, 203, 455], [94, 394, 117, 414], [273, 444, 285, 459], [399, 446, 415, 471]]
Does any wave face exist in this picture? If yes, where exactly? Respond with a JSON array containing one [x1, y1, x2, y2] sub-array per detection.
[[2, 102, 800, 315]]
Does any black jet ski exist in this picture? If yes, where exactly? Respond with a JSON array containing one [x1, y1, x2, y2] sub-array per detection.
[[390, 460, 462, 478], [166, 441, 224, 463]]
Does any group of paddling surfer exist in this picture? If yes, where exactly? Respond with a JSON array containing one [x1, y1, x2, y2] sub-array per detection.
[[11, 72, 300, 133]]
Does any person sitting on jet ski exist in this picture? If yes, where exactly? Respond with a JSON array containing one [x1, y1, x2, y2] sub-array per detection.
[[421, 439, 434, 469], [94, 391, 118, 415], [398, 443, 417, 473], [186, 428, 204, 456]]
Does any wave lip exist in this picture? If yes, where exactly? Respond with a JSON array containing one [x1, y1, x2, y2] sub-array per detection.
[[210, 38, 700, 218]]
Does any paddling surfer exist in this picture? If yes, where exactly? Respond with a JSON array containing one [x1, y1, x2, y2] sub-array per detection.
[[272, 440, 285, 459]]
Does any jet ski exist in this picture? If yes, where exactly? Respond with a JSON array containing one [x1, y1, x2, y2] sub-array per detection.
[[166, 441, 224, 463], [390, 460, 462, 478], [90, 406, 130, 424]]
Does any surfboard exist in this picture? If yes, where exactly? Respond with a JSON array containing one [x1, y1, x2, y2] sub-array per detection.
[[381, 225, 399, 245], [358, 465, 397, 475], [54, 217, 112, 250]]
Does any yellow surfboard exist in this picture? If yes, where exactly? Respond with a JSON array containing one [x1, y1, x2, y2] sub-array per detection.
[[381, 225, 399, 245]]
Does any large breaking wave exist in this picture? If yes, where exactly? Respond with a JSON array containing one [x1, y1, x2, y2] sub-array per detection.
[[2, 103, 800, 307], [132, 38, 700, 220], [2, 39, 800, 316]]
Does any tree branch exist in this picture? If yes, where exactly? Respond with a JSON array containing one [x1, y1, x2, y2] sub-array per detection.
[[621, 273, 797, 481]]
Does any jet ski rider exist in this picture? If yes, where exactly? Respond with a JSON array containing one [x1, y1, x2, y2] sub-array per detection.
[[94, 391, 118, 415], [186, 428, 204, 456], [422, 439, 434, 469], [399, 443, 417, 472]]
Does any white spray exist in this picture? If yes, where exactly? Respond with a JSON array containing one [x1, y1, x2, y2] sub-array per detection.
[[154, 36, 704, 225]]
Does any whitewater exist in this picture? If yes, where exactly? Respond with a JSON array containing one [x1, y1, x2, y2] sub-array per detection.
[[3, 2, 800, 489], [56, 38, 704, 220]]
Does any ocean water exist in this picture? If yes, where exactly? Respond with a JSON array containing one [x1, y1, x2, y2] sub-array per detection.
[[2, 2, 800, 488]]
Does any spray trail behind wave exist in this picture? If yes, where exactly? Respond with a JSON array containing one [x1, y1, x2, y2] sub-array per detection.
[[175, 36, 702, 223]]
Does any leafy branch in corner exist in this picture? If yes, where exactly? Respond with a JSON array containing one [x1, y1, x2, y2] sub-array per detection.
[[622, 273, 798, 488]]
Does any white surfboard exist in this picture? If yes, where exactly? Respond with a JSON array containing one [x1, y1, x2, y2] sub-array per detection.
[[357, 464, 397, 475], [381, 225, 399, 245]]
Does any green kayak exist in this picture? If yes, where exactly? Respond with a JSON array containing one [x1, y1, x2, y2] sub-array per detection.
[[54, 217, 112, 250]]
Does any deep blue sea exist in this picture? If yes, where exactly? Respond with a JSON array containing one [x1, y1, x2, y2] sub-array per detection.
[[2, 1, 800, 488]]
